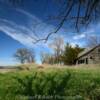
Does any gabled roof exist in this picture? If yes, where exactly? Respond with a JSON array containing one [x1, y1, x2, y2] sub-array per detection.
[[78, 44, 100, 58]]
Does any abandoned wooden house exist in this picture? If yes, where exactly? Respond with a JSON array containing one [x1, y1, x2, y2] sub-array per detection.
[[76, 44, 100, 64]]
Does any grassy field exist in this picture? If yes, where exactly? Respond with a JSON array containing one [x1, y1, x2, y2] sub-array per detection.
[[0, 64, 100, 100]]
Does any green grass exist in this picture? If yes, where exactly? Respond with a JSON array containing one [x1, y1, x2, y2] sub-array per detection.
[[0, 65, 100, 100]]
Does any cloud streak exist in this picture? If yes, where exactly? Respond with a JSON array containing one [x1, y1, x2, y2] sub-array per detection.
[[0, 3, 100, 49], [73, 34, 86, 40], [0, 19, 38, 47], [0, 8, 55, 48], [73, 23, 100, 40]]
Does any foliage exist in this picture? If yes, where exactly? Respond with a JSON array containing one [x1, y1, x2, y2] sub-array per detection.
[[62, 43, 84, 65], [41, 43, 84, 65]]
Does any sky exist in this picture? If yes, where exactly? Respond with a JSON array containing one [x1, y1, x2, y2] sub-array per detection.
[[0, 0, 100, 65]]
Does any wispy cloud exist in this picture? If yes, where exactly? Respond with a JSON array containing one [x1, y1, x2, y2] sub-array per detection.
[[16, 9, 55, 37], [0, 19, 38, 47], [73, 23, 100, 40], [73, 34, 86, 40], [0, 5, 100, 48], [0, 8, 55, 48]]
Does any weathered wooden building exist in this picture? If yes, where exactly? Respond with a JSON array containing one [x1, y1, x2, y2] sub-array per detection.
[[76, 44, 100, 64]]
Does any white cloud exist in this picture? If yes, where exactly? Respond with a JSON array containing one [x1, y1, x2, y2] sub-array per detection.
[[16, 9, 55, 37], [83, 29, 95, 34], [73, 34, 86, 40], [0, 8, 82, 48], [0, 9, 55, 48], [73, 28, 96, 40], [0, 19, 37, 47], [70, 43, 76, 47]]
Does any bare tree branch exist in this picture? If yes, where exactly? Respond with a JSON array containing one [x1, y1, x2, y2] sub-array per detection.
[[75, 0, 81, 32], [6, 0, 100, 43], [33, 0, 74, 43]]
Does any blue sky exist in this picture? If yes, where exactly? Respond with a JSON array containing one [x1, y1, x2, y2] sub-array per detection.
[[0, 0, 100, 65]]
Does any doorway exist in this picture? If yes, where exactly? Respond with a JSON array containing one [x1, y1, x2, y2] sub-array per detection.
[[86, 58, 88, 64]]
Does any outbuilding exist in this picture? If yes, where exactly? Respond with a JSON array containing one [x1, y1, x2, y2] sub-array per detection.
[[76, 44, 100, 64]]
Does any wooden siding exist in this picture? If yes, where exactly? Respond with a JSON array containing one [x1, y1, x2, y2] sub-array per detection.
[[77, 46, 100, 64]]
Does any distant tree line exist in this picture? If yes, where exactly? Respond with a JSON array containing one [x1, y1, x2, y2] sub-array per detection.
[[13, 37, 84, 65], [41, 43, 84, 65], [40, 37, 84, 65], [14, 34, 100, 65]]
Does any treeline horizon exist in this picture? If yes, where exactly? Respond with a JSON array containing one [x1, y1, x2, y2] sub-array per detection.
[[14, 42, 84, 66]]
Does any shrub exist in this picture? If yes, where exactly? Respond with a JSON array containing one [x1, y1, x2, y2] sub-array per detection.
[[12, 71, 71, 100]]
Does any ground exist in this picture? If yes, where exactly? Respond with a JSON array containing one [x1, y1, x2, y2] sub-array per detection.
[[0, 64, 100, 100]]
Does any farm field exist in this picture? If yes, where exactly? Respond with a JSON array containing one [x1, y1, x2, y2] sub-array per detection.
[[0, 64, 100, 100]]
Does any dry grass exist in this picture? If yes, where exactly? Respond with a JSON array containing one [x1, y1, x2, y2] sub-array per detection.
[[0, 63, 100, 73]]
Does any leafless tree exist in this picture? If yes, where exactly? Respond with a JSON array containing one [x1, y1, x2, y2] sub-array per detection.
[[40, 51, 54, 64], [26, 49, 35, 63], [40, 51, 46, 64], [49, 36, 64, 64], [14, 48, 35, 64]]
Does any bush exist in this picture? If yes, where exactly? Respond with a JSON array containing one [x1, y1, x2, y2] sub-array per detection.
[[12, 71, 71, 100]]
